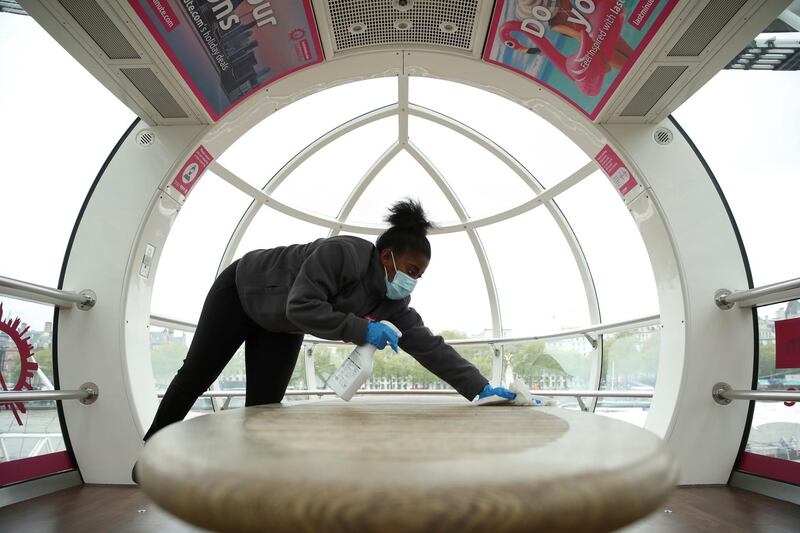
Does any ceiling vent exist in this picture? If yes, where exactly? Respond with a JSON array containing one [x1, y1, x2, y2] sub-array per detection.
[[57, 0, 139, 60], [121, 68, 188, 119], [136, 129, 157, 148], [667, 0, 748, 56], [620, 66, 687, 117], [653, 127, 674, 145], [326, 0, 478, 53]]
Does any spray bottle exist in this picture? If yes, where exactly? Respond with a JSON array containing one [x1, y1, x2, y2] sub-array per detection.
[[330, 320, 402, 401]]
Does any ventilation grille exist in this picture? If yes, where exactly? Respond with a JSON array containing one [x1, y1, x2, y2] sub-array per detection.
[[621, 66, 687, 117], [667, 0, 747, 56], [121, 68, 188, 119], [58, 0, 139, 59], [327, 0, 478, 53], [136, 129, 157, 147], [653, 127, 673, 145]]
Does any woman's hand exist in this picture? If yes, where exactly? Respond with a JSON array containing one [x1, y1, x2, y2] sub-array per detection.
[[366, 321, 400, 352], [477, 383, 517, 401]]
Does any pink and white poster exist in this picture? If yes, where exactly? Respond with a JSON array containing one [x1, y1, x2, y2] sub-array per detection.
[[129, 0, 323, 120], [484, 0, 678, 119], [171, 145, 213, 197], [595, 144, 638, 197]]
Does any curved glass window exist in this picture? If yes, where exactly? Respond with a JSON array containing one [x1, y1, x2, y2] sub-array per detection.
[[0, 16, 135, 288], [673, 71, 800, 287], [150, 74, 661, 413], [0, 13, 133, 481], [675, 70, 800, 479]]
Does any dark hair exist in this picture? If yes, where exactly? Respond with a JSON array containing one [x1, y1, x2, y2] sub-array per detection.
[[376, 199, 434, 259]]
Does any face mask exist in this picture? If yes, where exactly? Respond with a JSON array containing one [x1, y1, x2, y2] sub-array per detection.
[[384, 251, 417, 300]]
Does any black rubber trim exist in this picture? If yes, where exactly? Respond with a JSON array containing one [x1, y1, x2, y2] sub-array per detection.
[[52, 118, 141, 482], [668, 115, 757, 485]]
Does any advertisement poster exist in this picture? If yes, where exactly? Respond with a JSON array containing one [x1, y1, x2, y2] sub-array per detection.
[[595, 144, 638, 197], [129, 0, 323, 120], [484, 0, 678, 119], [170, 145, 213, 197]]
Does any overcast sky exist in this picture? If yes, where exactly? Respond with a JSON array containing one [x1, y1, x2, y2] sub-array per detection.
[[1, 13, 798, 337]]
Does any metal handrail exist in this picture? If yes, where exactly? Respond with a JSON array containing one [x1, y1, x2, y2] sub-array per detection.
[[160, 389, 654, 399], [0, 382, 99, 405], [715, 277, 800, 309], [150, 314, 198, 332], [0, 275, 96, 310], [712, 382, 800, 405], [148, 313, 661, 347]]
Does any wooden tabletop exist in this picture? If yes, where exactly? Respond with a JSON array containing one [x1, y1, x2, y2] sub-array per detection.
[[139, 398, 678, 533]]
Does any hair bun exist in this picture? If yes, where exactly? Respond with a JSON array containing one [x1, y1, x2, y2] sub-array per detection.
[[385, 199, 434, 236]]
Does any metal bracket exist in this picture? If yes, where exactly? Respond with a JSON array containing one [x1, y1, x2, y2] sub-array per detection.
[[583, 334, 598, 349], [77, 289, 97, 310], [712, 382, 732, 405], [79, 382, 99, 405], [576, 396, 589, 412], [714, 289, 734, 310]]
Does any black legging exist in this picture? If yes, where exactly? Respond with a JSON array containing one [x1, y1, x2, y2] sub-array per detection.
[[143, 260, 303, 441]]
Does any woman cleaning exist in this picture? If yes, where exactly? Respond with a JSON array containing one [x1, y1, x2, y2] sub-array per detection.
[[141, 199, 516, 449]]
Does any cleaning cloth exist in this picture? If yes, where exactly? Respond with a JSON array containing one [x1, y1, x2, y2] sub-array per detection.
[[471, 380, 557, 406]]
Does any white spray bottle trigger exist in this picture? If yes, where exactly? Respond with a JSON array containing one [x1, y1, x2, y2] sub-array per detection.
[[329, 320, 402, 401]]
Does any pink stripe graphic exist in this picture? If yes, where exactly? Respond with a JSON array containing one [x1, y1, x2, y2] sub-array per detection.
[[0, 451, 74, 487], [738, 452, 800, 485]]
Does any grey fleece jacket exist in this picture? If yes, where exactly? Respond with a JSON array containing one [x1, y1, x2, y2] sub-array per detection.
[[235, 235, 488, 400]]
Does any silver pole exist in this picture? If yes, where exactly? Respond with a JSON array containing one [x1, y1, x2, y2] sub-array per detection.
[[0, 382, 99, 404], [148, 313, 660, 348], [161, 389, 654, 399], [715, 277, 800, 309], [712, 382, 800, 404], [0, 276, 96, 310], [150, 313, 198, 332]]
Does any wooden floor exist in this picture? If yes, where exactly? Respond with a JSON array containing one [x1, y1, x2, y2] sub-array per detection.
[[0, 484, 797, 532]]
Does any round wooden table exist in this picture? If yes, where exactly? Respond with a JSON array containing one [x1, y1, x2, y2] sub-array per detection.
[[138, 398, 678, 532]]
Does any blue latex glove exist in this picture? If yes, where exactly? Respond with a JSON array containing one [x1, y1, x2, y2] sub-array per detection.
[[478, 383, 517, 400], [366, 321, 399, 352]]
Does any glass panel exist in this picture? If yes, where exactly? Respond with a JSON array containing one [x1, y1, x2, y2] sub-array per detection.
[[479, 209, 590, 335], [217, 77, 398, 189], [151, 171, 254, 321], [407, 115, 536, 219], [332, 232, 499, 342], [313, 344, 492, 393], [410, 77, 591, 187], [408, 232, 493, 336], [672, 70, 800, 287], [0, 15, 136, 286], [233, 207, 329, 261], [149, 326, 207, 414], [345, 150, 460, 226], [270, 117, 398, 217], [149, 325, 305, 413], [506, 339, 593, 392], [556, 170, 658, 322], [596, 326, 661, 427], [0, 298, 65, 463], [745, 300, 800, 462]]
